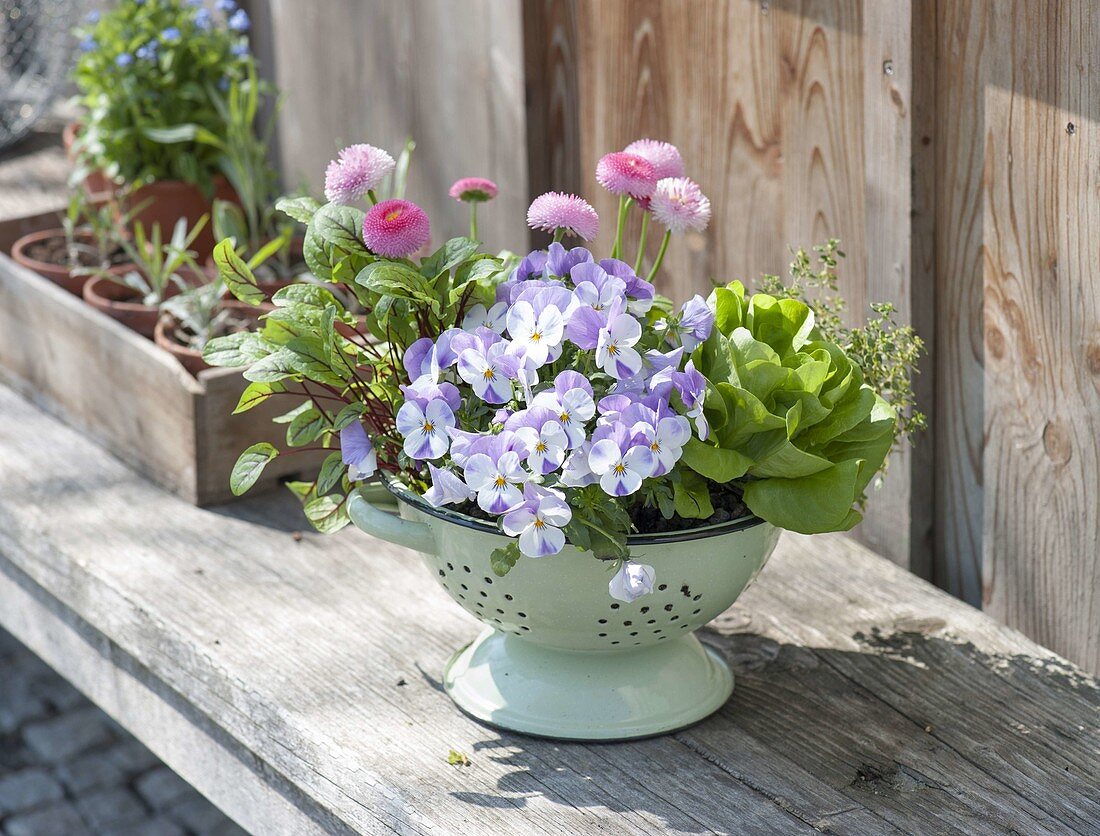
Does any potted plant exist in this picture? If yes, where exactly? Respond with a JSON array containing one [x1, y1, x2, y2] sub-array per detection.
[[10, 192, 131, 296], [71, 0, 255, 258], [85, 216, 208, 339], [155, 278, 267, 377], [205, 141, 922, 741]]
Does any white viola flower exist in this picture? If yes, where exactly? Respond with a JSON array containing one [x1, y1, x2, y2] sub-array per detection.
[[395, 399, 455, 460], [531, 387, 596, 448], [513, 420, 568, 476], [632, 415, 691, 476], [461, 301, 508, 334], [423, 464, 475, 507], [506, 301, 564, 367], [559, 441, 598, 487], [502, 488, 572, 558], [609, 560, 656, 602], [588, 437, 656, 497], [457, 342, 520, 404], [463, 450, 527, 514], [595, 309, 643, 379]]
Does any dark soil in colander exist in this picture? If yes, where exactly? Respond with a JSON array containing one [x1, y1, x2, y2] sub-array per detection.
[[449, 484, 750, 535]]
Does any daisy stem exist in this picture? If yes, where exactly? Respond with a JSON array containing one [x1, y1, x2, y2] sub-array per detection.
[[552, 228, 565, 244], [469, 204, 478, 241], [646, 230, 672, 283], [367, 189, 379, 205], [633, 211, 651, 274], [610, 196, 633, 259]]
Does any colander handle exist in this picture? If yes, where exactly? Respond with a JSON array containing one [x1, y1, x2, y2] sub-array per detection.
[[347, 488, 437, 555]]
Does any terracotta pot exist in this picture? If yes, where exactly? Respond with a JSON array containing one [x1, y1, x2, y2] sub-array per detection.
[[10, 228, 127, 296], [120, 177, 240, 262], [154, 300, 270, 377], [62, 122, 115, 201], [83, 273, 193, 339]]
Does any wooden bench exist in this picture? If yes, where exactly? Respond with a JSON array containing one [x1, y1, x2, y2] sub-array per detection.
[[0, 383, 1096, 835]]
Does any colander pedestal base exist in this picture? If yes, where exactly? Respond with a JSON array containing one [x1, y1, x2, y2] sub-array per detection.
[[442, 627, 733, 741]]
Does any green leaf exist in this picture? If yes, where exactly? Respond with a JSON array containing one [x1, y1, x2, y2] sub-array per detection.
[[142, 123, 225, 148], [490, 541, 521, 577], [316, 451, 345, 494], [230, 443, 278, 496], [303, 495, 350, 534], [243, 348, 299, 383], [276, 195, 322, 224], [711, 282, 746, 336], [233, 381, 282, 414], [332, 403, 367, 430], [214, 238, 265, 306], [286, 407, 326, 447], [680, 437, 753, 483], [272, 401, 312, 424], [271, 283, 342, 310], [673, 470, 714, 519], [202, 332, 254, 367], [420, 237, 479, 280], [312, 204, 366, 251], [286, 336, 345, 387], [742, 460, 863, 534]]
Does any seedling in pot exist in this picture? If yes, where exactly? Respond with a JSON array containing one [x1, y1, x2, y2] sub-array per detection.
[[105, 215, 209, 306]]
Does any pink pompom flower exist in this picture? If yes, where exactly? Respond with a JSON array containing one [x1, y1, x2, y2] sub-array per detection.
[[650, 177, 711, 234], [324, 144, 396, 205], [363, 199, 431, 258], [526, 192, 600, 241], [449, 177, 499, 203], [623, 139, 685, 180], [595, 151, 657, 199]]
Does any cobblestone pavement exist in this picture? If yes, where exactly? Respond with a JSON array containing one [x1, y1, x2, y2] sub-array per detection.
[[0, 629, 246, 836]]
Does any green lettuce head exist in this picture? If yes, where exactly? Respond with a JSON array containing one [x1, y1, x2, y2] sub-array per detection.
[[680, 281, 896, 534]]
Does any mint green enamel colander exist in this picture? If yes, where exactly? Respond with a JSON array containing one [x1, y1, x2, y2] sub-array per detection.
[[349, 483, 779, 741]]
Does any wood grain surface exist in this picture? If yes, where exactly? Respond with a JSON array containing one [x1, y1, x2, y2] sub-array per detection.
[[1, 384, 1096, 835]]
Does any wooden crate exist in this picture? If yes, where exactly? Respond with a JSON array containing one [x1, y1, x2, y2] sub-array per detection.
[[0, 213, 314, 505]]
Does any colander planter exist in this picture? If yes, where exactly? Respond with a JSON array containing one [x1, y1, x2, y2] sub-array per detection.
[[348, 483, 780, 741]]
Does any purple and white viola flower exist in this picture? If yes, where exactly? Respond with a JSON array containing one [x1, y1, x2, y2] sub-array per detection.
[[600, 258, 655, 314], [340, 421, 377, 481], [512, 411, 569, 475], [570, 262, 627, 314], [462, 301, 508, 334], [396, 398, 455, 460], [423, 464, 475, 507], [609, 560, 656, 602], [644, 347, 685, 397], [545, 242, 593, 278], [502, 485, 572, 558], [531, 385, 596, 448], [676, 294, 715, 352], [463, 449, 528, 514], [403, 337, 439, 381], [506, 300, 564, 367], [559, 440, 599, 487], [595, 302, 644, 380], [587, 426, 656, 496], [631, 414, 691, 476], [457, 341, 521, 404], [672, 359, 709, 440]]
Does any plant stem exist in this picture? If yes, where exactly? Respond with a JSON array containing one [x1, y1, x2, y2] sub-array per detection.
[[552, 228, 565, 244], [610, 196, 633, 259], [646, 230, 672, 283], [633, 211, 651, 274], [367, 189, 379, 205], [469, 204, 478, 241]]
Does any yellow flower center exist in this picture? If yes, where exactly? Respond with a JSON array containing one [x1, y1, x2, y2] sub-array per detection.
[[483, 368, 496, 380], [385, 209, 403, 222], [494, 475, 507, 488], [607, 344, 619, 355], [530, 331, 542, 342], [423, 422, 434, 432], [535, 442, 547, 453], [613, 463, 627, 475], [650, 441, 661, 452], [559, 411, 570, 423], [533, 518, 546, 529]]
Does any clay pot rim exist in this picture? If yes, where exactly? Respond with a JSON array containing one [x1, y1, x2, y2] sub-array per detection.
[[83, 272, 184, 314], [12, 228, 129, 276]]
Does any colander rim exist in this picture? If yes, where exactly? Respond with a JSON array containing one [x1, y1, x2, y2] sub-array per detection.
[[374, 475, 767, 543]]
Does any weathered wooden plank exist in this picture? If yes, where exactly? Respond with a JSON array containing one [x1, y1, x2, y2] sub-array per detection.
[[261, 0, 529, 255], [980, 0, 1100, 674], [932, 0, 988, 605], [0, 384, 1095, 834]]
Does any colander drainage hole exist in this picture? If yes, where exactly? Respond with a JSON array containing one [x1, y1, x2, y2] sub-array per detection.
[[670, 615, 680, 621], [484, 577, 493, 584], [658, 635, 668, 640], [653, 629, 662, 634], [504, 594, 514, 601], [597, 618, 608, 624], [517, 612, 527, 618], [476, 602, 484, 609], [479, 591, 487, 598], [610, 603, 620, 610], [598, 632, 607, 637], [658, 584, 668, 591], [437, 569, 445, 577], [447, 562, 454, 570], [623, 620, 632, 626], [495, 608, 504, 615], [519, 625, 529, 631], [611, 640, 620, 645], [629, 631, 638, 637], [640, 606, 650, 614], [692, 609, 702, 615], [463, 565, 471, 573], [460, 584, 468, 591], [647, 619, 656, 624], [693, 594, 702, 601], [664, 604, 673, 612]]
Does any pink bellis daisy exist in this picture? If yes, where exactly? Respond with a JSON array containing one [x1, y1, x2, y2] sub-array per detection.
[[363, 199, 431, 258], [650, 177, 711, 233], [596, 151, 657, 199], [449, 177, 498, 203], [623, 139, 685, 180], [527, 192, 600, 241], [324, 144, 395, 205]]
